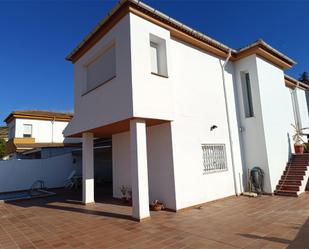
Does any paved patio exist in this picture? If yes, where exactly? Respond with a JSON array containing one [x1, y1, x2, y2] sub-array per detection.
[[0, 188, 309, 249]]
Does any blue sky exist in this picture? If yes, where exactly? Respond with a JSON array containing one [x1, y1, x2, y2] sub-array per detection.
[[0, 0, 308, 125]]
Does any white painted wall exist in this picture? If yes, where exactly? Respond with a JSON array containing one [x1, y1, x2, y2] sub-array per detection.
[[234, 55, 272, 192], [168, 37, 242, 210], [130, 14, 174, 121], [257, 57, 295, 192], [112, 123, 177, 210], [234, 55, 295, 193], [65, 14, 133, 137], [0, 153, 80, 193]]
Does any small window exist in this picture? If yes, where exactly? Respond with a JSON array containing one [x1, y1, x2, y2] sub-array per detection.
[[149, 34, 168, 77], [291, 90, 302, 129], [150, 42, 159, 74], [23, 124, 32, 138], [202, 144, 227, 174], [241, 72, 254, 118]]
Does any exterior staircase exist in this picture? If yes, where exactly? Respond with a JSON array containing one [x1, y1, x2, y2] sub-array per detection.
[[274, 154, 309, 197]]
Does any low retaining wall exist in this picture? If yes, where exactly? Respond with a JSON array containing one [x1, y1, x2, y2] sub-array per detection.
[[0, 153, 81, 193]]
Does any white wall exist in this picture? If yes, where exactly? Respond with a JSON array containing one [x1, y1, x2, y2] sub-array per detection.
[[234, 55, 272, 192], [0, 153, 80, 193], [13, 118, 70, 143], [65, 14, 133, 137], [234, 55, 295, 193], [168, 38, 242, 209], [257, 57, 295, 192], [129, 13, 174, 121], [112, 123, 177, 210]]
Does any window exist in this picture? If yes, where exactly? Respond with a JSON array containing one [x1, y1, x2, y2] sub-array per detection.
[[202, 144, 227, 174], [291, 89, 302, 129], [85, 44, 116, 94], [241, 72, 254, 118], [149, 34, 168, 77], [150, 42, 159, 74], [23, 124, 32, 138]]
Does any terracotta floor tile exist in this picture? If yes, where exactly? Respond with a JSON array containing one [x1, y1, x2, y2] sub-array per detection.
[[1, 188, 309, 249]]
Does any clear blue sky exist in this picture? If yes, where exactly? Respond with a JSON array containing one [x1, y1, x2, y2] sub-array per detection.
[[1, 0, 308, 125]]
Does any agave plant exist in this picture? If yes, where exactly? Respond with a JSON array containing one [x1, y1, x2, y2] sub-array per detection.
[[291, 124, 308, 145]]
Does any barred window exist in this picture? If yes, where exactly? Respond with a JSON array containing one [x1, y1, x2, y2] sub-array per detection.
[[202, 144, 227, 174]]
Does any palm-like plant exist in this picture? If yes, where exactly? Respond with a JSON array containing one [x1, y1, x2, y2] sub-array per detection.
[[291, 124, 308, 145]]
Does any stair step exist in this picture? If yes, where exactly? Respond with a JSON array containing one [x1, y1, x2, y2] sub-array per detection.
[[276, 185, 300, 191], [281, 175, 304, 180], [288, 162, 309, 164], [274, 190, 298, 197], [286, 166, 308, 170], [283, 170, 306, 176], [279, 180, 302, 185]]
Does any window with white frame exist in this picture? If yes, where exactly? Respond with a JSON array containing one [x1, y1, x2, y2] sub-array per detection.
[[85, 44, 116, 94], [241, 72, 254, 118], [23, 124, 32, 138], [202, 144, 227, 174], [149, 34, 168, 77], [291, 89, 302, 129]]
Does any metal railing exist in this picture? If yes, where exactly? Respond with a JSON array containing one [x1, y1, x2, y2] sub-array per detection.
[[202, 144, 227, 174]]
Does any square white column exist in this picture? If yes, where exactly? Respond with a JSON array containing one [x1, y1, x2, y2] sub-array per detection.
[[82, 132, 94, 204], [130, 119, 150, 220]]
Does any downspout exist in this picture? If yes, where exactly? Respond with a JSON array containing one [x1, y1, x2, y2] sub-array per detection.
[[221, 49, 240, 196], [51, 117, 55, 143]]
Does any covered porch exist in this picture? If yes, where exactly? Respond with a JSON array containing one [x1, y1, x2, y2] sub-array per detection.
[[80, 118, 171, 221]]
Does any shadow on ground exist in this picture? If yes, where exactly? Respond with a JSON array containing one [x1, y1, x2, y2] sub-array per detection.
[[239, 218, 309, 248], [6, 184, 135, 221]]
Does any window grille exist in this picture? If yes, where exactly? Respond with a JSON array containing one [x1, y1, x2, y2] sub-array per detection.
[[202, 144, 227, 174]]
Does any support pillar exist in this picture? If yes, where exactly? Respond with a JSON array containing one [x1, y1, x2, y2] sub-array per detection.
[[82, 132, 94, 204], [130, 119, 150, 220]]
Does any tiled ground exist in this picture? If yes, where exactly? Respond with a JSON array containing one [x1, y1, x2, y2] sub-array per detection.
[[0, 188, 309, 249]]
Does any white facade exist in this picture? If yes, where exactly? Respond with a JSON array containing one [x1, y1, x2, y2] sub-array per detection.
[[9, 118, 70, 143], [65, 1, 309, 219]]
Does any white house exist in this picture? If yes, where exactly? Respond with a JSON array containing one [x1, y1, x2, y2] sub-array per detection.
[[5, 110, 79, 158], [64, 0, 309, 220]]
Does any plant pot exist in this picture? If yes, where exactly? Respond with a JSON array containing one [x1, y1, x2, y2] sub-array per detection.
[[150, 201, 165, 211], [127, 198, 132, 206], [294, 144, 305, 154]]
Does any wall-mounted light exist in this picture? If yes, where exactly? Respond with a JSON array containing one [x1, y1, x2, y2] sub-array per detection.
[[210, 125, 218, 131]]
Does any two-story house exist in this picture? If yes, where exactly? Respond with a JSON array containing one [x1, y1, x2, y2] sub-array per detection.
[[64, 0, 309, 220], [5, 110, 79, 159]]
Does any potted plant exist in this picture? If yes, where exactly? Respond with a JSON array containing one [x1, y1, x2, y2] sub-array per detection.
[[150, 200, 165, 211], [292, 124, 308, 154], [127, 187, 132, 206]]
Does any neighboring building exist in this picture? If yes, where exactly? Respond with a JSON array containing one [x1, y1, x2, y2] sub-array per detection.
[[64, 0, 309, 220], [4, 110, 80, 159], [0, 126, 8, 141]]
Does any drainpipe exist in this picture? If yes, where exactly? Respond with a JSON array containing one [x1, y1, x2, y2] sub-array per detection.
[[51, 117, 55, 143], [221, 49, 240, 196]]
